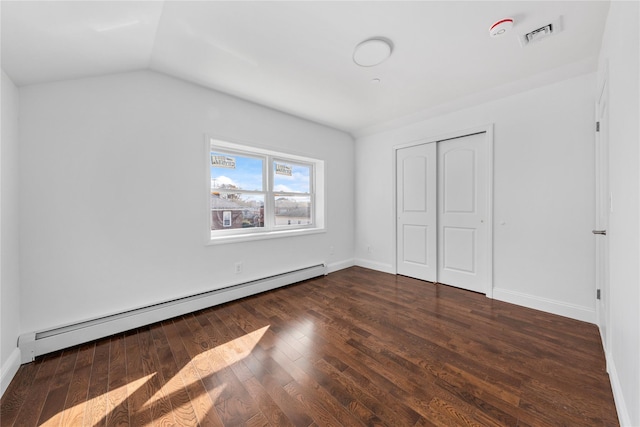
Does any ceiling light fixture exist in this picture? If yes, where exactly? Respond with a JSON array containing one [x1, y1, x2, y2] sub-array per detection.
[[489, 18, 514, 37], [353, 38, 393, 67]]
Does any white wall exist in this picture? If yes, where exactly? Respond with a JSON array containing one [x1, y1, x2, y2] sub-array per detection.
[[598, 2, 640, 425], [18, 70, 354, 334], [355, 72, 596, 322], [1, 69, 22, 394]]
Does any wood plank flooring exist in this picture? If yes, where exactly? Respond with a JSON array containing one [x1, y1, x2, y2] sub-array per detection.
[[1, 266, 618, 426]]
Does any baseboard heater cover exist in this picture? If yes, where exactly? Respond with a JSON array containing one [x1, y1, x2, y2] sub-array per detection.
[[18, 263, 327, 363]]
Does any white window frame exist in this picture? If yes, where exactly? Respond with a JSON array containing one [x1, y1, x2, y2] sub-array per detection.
[[207, 137, 325, 245]]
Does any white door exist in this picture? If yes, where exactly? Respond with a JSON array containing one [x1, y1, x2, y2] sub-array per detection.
[[396, 143, 437, 282], [438, 133, 488, 293], [595, 79, 610, 350]]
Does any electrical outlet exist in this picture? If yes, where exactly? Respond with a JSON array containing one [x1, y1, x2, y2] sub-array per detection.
[[367, 246, 373, 254], [329, 246, 335, 255], [234, 262, 243, 274]]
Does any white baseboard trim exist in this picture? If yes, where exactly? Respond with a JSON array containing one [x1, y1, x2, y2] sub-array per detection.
[[607, 351, 632, 426], [354, 259, 395, 274], [327, 259, 355, 273], [1, 348, 21, 398], [492, 287, 596, 324]]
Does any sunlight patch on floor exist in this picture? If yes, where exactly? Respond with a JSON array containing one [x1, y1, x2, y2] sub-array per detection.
[[39, 326, 270, 426], [40, 373, 155, 426], [141, 325, 270, 420]]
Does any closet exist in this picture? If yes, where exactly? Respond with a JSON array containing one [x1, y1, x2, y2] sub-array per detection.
[[396, 130, 492, 294]]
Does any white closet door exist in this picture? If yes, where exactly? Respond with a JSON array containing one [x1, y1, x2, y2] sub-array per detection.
[[437, 133, 487, 293], [396, 143, 437, 282]]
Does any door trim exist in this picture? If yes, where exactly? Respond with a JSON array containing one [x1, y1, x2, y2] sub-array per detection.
[[595, 64, 610, 355], [393, 124, 494, 297]]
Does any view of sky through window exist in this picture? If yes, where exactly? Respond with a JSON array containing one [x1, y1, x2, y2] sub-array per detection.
[[211, 151, 310, 193], [273, 162, 310, 193], [211, 152, 263, 191]]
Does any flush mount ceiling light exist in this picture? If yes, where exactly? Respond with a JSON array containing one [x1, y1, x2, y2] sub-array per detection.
[[353, 38, 393, 67], [489, 18, 514, 37]]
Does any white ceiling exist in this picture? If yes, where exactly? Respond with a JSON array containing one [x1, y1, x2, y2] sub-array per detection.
[[1, 1, 610, 136]]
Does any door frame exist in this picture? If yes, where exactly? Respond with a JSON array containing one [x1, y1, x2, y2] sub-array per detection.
[[595, 67, 610, 355], [393, 124, 494, 297]]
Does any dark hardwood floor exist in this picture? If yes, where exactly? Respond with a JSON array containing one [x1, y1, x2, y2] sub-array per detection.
[[1, 266, 618, 426]]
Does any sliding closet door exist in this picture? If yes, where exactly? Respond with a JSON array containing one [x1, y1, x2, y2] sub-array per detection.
[[396, 143, 437, 282], [437, 133, 488, 293]]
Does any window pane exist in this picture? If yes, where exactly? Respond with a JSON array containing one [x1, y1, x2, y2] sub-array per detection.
[[273, 162, 310, 193], [211, 193, 264, 230], [274, 195, 312, 226], [211, 152, 263, 191]]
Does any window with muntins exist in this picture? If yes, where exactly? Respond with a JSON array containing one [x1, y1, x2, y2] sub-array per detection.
[[209, 138, 324, 243]]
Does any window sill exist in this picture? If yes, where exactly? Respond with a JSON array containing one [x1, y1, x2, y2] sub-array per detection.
[[207, 227, 326, 246]]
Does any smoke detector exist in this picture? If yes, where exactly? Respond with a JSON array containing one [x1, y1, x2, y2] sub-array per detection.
[[489, 18, 514, 37]]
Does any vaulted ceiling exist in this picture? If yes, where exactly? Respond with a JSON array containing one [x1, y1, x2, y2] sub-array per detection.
[[1, 1, 610, 136]]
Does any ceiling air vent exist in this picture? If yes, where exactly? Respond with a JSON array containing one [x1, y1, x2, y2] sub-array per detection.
[[518, 16, 563, 47], [526, 24, 553, 43]]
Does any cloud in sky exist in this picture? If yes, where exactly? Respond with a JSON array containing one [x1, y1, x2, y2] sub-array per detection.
[[274, 184, 293, 192], [212, 175, 236, 188]]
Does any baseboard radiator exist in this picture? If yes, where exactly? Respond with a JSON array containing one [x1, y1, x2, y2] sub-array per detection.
[[18, 263, 327, 363]]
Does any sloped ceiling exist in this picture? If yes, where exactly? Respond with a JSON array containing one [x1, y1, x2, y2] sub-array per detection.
[[1, 1, 610, 136]]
